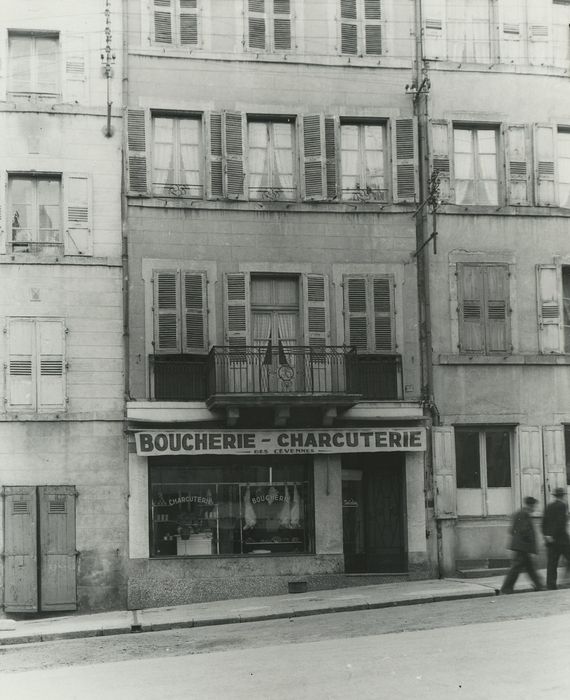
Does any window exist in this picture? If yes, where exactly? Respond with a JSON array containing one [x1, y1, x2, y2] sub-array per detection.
[[6, 318, 66, 412], [8, 32, 59, 96], [153, 0, 199, 47], [152, 116, 203, 197], [565, 426, 570, 486], [455, 427, 512, 516], [246, 0, 292, 52], [448, 0, 491, 63], [340, 123, 387, 202], [150, 459, 313, 557], [247, 120, 295, 200], [9, 175, 62, 253], [454, 127, 499, 205], [343, 275, 395, 353], [457, 264, 510, 354], [537, 264, 570, 353], [558, 130, 570, 207], [339, 0, 383, 56]]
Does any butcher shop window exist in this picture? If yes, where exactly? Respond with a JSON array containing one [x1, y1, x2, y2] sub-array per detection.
[[149, 458, 314, 557]]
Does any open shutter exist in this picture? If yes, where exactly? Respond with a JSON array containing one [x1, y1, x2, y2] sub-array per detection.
[[485, 264, 510, 353], [458, 265, 485, 352], [223, 111, 246, 199], [432, 427, 457, 518], [206, 112, 224, 199], [364, 0, 382, 56], [62, 34, 87, 104], [518, 426, 543, 509], [303, 274, 330, 347], [63, 174, 93, 256], [302, 114, 326, 200], [423, 0, 446, 60], [180, 0, 199, 46], [37, 320, 65, 410], [536, 264, 562, 353], [224, 273, 251, 349], [504, 124, 530, 206], [153, 270, 181, 354], [534, 124, 557, 206], [127, 109, 150, 195], [429, 119, 453, 203], [528, 2, 552, 67], [154, 0, 174, 44], [372, 276, 394, 352], [274, 0, 292, 51], [340, 0, 358, 55], [324, 116, 338, 199], [248, 0, 267, 50], [391, 117, 418, 203], [7, 318, 35, 410], [543, 426, 567, 497], [3, 486, 38, 613], [0, 168, 6, 254], [182, 272, 208, 353], [344, 275, 368, 351]]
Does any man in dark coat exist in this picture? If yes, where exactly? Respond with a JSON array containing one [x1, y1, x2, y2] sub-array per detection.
[[500, 496, 543, 594], [542, 486, 570, 590]]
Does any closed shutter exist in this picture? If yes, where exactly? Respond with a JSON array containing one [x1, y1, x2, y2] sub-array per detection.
[[391, 118, 418, 203], [423, 0, 446, 60], [372, 276, 394, 352], [223, 111, 246, 199], [153, 270, 181, 354], [432, 427, 457, 518], [62, 34, 87, 103], [154, 0, 174, 44], [536, 264, 562, 353], [364, 0, 382, 56], [303, 274, 330, 347], [528, 2, 552, 67], [224, 273, 251, 350], [7, 318, 35, 409], [273, 0, 292, 51], [63, 173, 93, 256], [533, 124, 557, 206], [340, 0, 358, 55], [206, 112, 224, 198], [498, 0, 524, 65], [485, 265, 510, 353], [518, 426, 543, 508], [457, 265, 485, 352], [182, 272, 208, 353], [324, 116, 338, 199], [37, 320, 66, 410], [301, 114, 325, 200], [3, 486, 38, 612], [429, 119, 453, 203], [344, 276, 369, 351], [0, 168, 6, 253], [543, 426, 567, 497], [248, 0, 267, 50], [504, 124, 530, 206], [127, 109, 150, 195], [180, 0, 199, 46]]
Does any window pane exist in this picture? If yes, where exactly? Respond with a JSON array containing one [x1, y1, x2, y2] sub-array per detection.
[[363, 125, 384, 189], [179, 119, 202, 195], [565, 426, 570, 486], [37, 179, 61, 242], [10, 179, 33, 241], [36, 37, 58, 93], [455, 431, 481, 488], [486, 430, 511, 487], [9, 36, 32, 92], [153, 118, 175, 187]]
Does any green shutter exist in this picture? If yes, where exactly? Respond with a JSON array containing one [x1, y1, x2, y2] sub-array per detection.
[[302, 114, 326, 200], [392, 118, 418, 203], [63, 173, 93, 255], [303, 274, 330, 347], [7, 318, 35, 409], [224, 272, 251, 349], [344, 275, 369, 351], [536, 264, 562, 353], [533, 123, 557, 206], [154, 0, 174, 43], [505, 124, 530, 206], [3, 486, 38, 612], [223, 111, 246, 199], [37, 319, 66, 410]]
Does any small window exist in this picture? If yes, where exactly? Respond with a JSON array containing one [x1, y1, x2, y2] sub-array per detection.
[[247, 119, 296, 200], [339, 0, 383, 57], [9, 175, 62, 254], [340, 122, 387, 202], [152, 115, 203, 198], [8, 32, 59, 97], [153, 0, 199, 47], [454, 126, 499, 205], [558, 130, 570, 208]]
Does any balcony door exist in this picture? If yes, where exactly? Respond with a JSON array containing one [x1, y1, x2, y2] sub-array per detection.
[[251, 276, 301, 392]]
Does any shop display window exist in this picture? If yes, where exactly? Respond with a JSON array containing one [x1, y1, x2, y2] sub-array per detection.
[[149, 458, 314, 557]]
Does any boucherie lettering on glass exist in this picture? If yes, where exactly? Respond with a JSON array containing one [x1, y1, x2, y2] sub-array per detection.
[[134, 428, 426, 456]]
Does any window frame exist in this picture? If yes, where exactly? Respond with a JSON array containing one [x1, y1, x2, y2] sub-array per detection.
[[339, 120, 389, 203], [453, 124, 501, 206], [7, 31, 60, 98], [246, 116, 297, 201], [152, 0, 200, 48], [557, 129, 570, 208], [8, 173, 63, 254]]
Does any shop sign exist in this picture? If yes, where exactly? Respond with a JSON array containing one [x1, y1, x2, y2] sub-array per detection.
[[134, 428, 426, 456]]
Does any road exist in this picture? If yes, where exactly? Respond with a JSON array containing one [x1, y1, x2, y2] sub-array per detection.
[[2, 590, 570, 699]]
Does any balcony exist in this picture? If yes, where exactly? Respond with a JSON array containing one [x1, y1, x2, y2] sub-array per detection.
[[150, 348, 402, 406]]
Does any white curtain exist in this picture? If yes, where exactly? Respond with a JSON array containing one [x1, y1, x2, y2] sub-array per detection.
[[447, 0, 490, 63]]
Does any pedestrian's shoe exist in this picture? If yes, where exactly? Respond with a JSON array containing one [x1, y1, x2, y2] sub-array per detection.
[[500, 588, 513, 594], [533, 585, 544, 592]]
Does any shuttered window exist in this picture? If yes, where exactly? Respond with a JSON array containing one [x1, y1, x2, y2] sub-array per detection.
[[536, 264, 570, 354], [454, 127, 499, 205], [8, 33, 59, 96], [6, 318, 66, 412], [248, 119, 296, 200], [9, 175, 62, 254], [152, 116, 203, 198], [558, 130, 570, 208], [340, 123, 387, 202], [343, 275, 395, 353], [340, 0, 383, 57], [153, 270, 208, 354], [246, 0, 292, 53], [153, 0, 199, 47]]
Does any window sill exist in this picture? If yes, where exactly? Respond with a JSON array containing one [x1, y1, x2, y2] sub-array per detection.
[[438, 353, 570, 365], [438, 204, 570, 217]]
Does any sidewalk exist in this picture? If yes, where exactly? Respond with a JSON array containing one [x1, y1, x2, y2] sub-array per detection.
[[0, 573, 541, 646]]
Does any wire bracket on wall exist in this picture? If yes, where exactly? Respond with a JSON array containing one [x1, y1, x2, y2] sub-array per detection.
[[404, 77, 431, 102], [412, 171, 442, 257], [101, 0, 116, 138]]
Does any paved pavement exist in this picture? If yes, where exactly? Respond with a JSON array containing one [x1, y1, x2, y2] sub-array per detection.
[[0, 571, 550, 646]]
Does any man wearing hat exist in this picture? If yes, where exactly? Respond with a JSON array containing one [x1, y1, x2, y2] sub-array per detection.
[[501, 496, 543, 593], [542, 486, 570, 590]]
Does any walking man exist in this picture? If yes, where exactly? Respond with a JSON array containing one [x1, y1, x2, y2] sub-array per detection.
[[542, 486, 570, 590], [501, 496, 543, 594]]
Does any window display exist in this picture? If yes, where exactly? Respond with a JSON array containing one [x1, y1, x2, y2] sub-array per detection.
[[150, 458, 313, 557]]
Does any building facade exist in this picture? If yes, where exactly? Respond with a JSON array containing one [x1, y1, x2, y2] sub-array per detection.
[[0, 2, 126, 612]]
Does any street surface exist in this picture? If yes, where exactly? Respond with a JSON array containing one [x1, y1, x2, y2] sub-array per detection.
[[2, 590, 570, 699]]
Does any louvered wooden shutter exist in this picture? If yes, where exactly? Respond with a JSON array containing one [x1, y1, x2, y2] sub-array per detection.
[[432, 427, 457, 518], [248, 0, 267, 50], [429, 119, 453, 203], [182, 272, 208, 353], [273, 0, 292, 51], [543, 426, 567, 496], [62, 34, 87, 103], [180, 0, 199, 46], [498, 0, 523, 65], [504, 124, 530, 206], [153, 270, 181, 354], [223, 111, 246, 199], [528, 2, 552, 66], [344, 276, 369, 351], [3, 486, 38, 612], [534, 124, 557, 206], [423, 0, 446, 60], [154, 0, 174, 43], [536, 264, 562, 353], [340, 0, 358, 55], [224, 273, 251, 349], [127, 109, 149, 195], [37, 319, 65, 410], [302, 114, 325, 200], [63, 174, 93, 256], [372, 276, 394, 352], [485, 265, 510, 353], [364, 0, 382, 55], [0, 168, 6, 253], [324, 116, 338, 199], [518, 426, 543, 508], [7, 318, 35, 409], [392, 118, 418, 203], [458, 265, 485, 352], [207, 112, 224, 198], [303, 274, 330, 347]]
